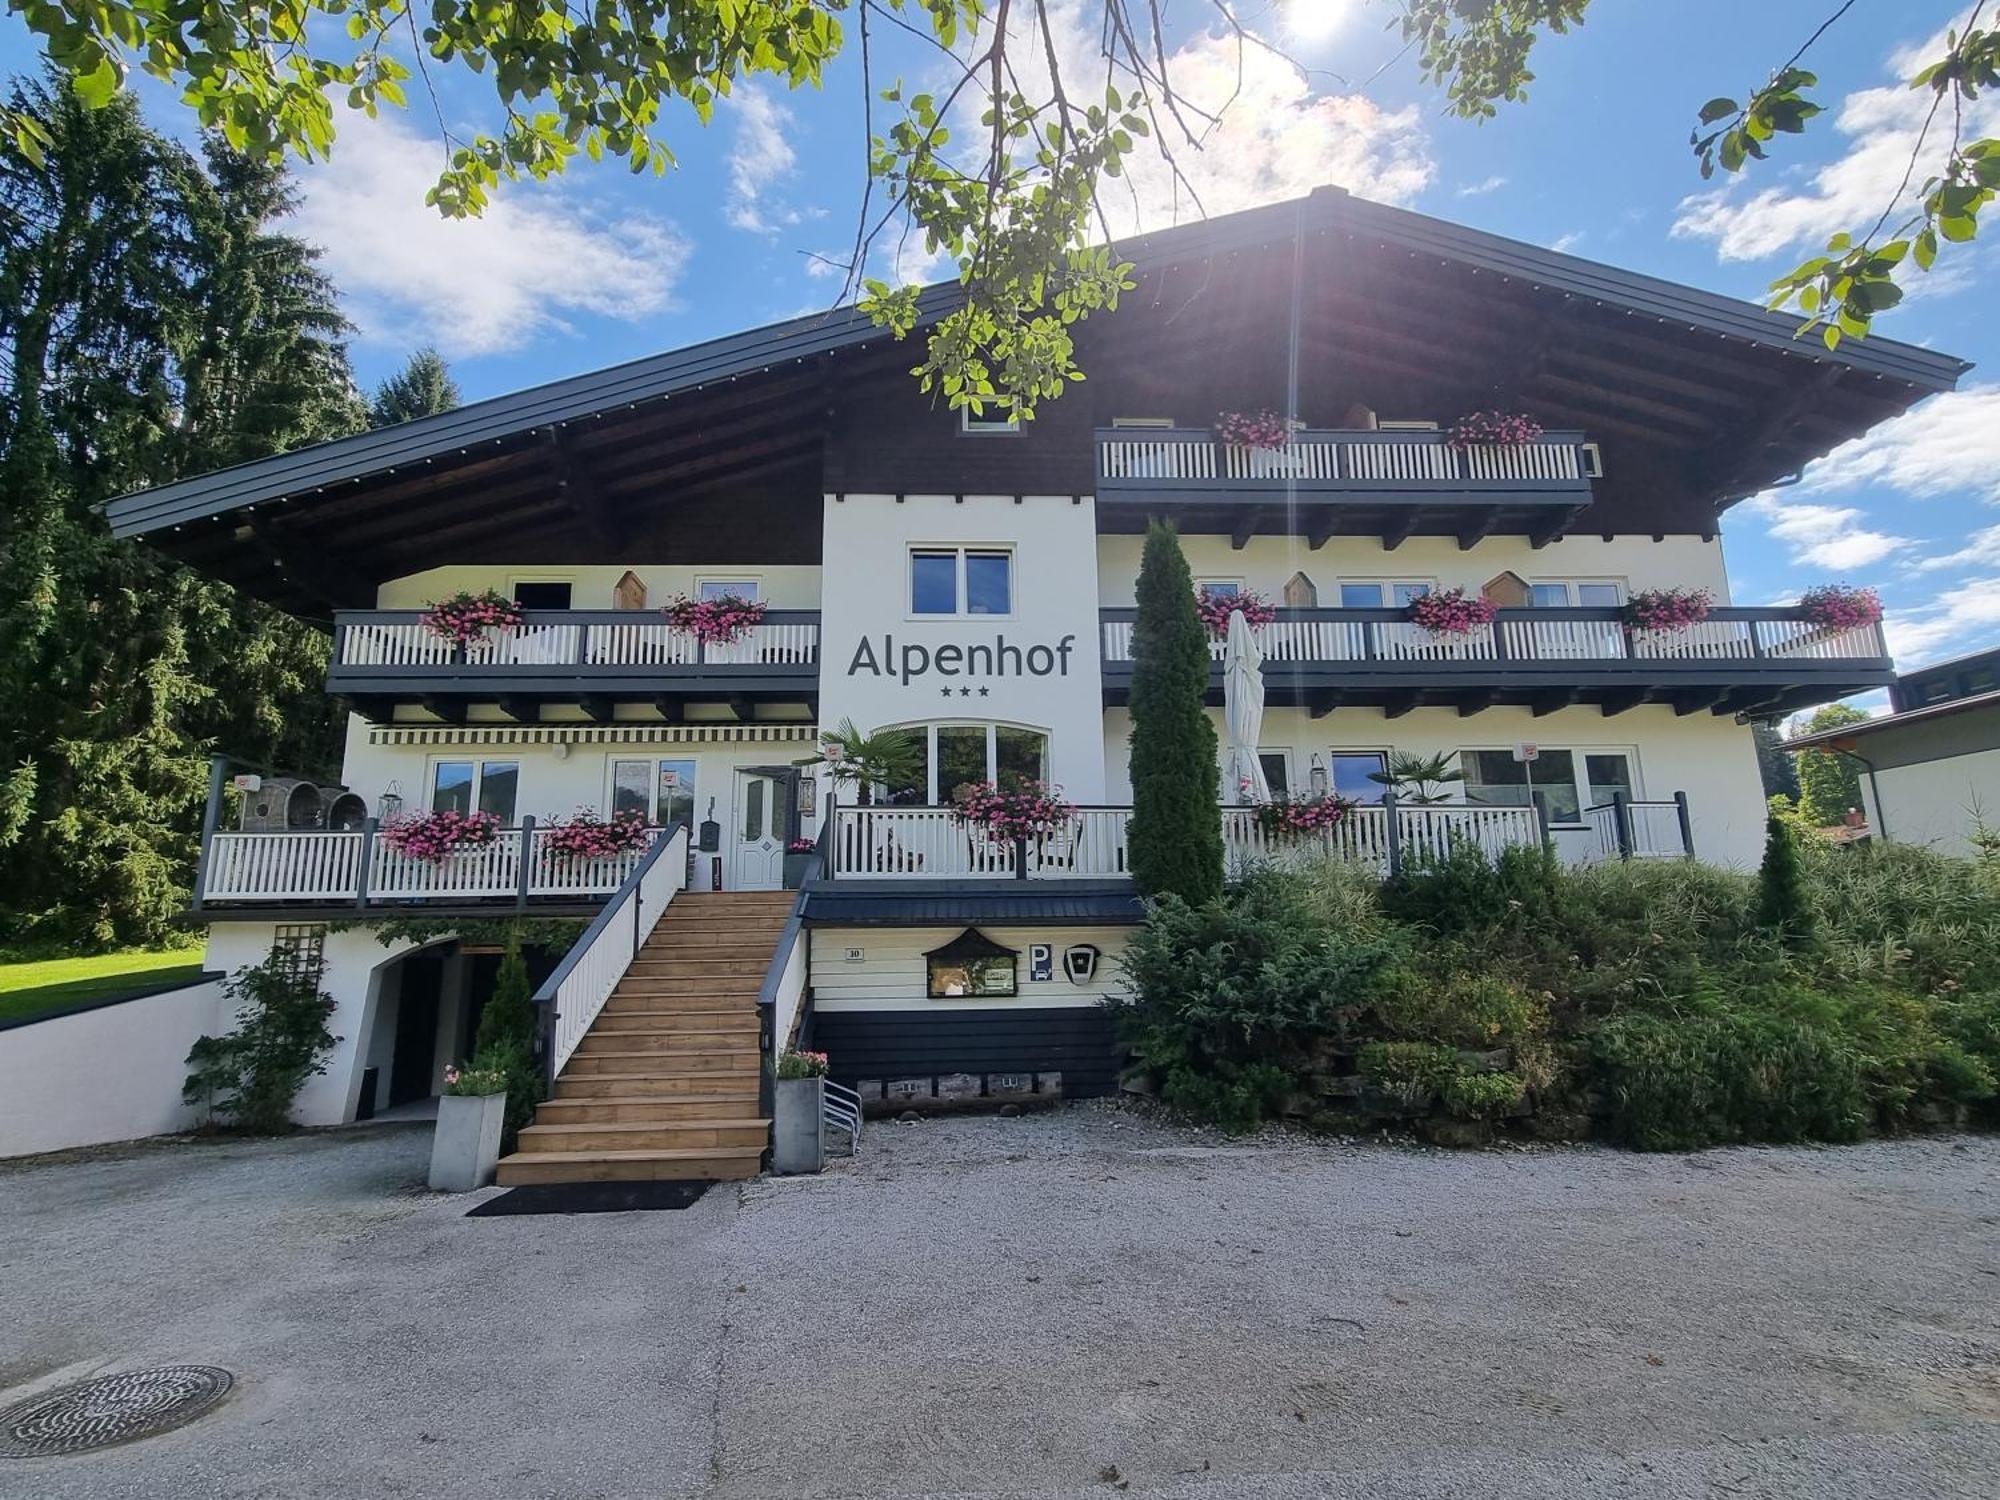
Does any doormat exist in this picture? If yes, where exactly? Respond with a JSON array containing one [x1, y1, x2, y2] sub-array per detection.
[[466, 1181, 713, 1216]]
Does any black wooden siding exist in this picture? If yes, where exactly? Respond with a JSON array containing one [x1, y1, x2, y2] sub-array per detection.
[[811, 1006, 1124, 1099]]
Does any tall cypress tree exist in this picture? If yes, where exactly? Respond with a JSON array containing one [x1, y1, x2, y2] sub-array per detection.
[[0, 73, 359, 948], [1755, 813, 1816, 945], [1126, 521, 1222, 905]]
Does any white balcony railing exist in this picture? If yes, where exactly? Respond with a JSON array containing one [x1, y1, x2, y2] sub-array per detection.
[[330, 610, 820, 674], [1094, 428, 1594, 492], [1220, 803, 1543, 875], [200, 823, 662, 906]]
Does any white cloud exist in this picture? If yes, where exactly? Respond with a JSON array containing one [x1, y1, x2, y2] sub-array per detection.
[[1796, 385, 2000, 504], [1458, 174, 1508, 197], [1915, 521, 2000, 573], [1884, 577, 2000, 665], [290, 112, 688, 357], [1671, 19, 2000, 263], [726, 86, 801, 234], [1550, 230, 1584, 253], [1743, 494, 1913, 571]]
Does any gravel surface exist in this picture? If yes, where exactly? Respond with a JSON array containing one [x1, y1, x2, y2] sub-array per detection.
[[2, 1108, 1996, 1498]]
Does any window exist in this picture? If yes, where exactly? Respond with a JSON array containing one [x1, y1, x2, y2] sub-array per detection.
[[1111, 416, 1176, 428], [926, 928, 1019, 998], [1195, 578, 1242, 599], [511, 581, 572, 610], [431, 760, 519, 822], [1341, 581, 1430, 609], [1257, 751, 1291, 798], [611, 758, 697, 825], [697, 578, 760, 603], [910, 547, 1012, 617], [1327, 751, 1389, 803], [1530, 581, 1623, 608], [885, 723, 1050, 804], [1377, 419, 1441, 431], [960, 407, 1021, 435], [1462, 749, 1637, 826]]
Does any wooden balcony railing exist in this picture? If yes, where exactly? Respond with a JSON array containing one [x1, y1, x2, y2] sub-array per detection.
[[1094, 427, 1597, 500]]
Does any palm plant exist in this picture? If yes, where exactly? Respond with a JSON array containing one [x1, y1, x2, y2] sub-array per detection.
[[1369, 752, 1465, 805], [797, 719, 923, 805]]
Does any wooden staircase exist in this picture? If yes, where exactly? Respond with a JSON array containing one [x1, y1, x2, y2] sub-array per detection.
[[495, 891, 794, 1186]]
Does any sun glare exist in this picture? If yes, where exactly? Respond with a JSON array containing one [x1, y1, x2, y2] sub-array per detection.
[[1284, 0, 1351, 46]]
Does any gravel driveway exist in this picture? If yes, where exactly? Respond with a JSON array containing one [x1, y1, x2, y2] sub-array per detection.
[[2, 1107, 1995, 1498]]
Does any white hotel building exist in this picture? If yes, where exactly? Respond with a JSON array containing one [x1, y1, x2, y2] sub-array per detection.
[[95, 188, 1963, 1182]]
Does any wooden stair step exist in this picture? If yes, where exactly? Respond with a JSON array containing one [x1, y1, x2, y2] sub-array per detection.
[[495, 1147, 764, 1185], [562, 1052, 759, 1076], [517, 1119, 770, 1153], [593, 1008, 759, 1027], [535, 1094, 760, 1123], [555, 1070, 757, 1097]]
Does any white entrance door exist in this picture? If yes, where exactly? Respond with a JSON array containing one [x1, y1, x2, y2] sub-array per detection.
[[732, 770, 785, 890]]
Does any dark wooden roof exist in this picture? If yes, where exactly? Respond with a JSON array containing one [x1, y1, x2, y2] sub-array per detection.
[[106, 186, 1970, 615]]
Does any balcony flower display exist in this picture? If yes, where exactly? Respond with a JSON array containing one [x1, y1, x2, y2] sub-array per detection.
[[378, 809, 502, 863], [1799, 584, 1883, 630], [951, 778, 1078, 840], [1254, 792, 1356, 839], [1625, 587, 1713, 633], [1408, 587, 1495, 636], [1215, 409, 1293, 449], [1449, 410, 1544, 448], [419, 589, 524, 646], [662, 592, 766, 644], [541, 808, 652, 861], [1195, 585, 1278, 638]]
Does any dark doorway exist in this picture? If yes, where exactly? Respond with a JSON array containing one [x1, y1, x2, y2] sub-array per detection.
[[389, 949, 446, 1107]]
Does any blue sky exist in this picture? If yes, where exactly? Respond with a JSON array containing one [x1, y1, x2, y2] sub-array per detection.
[[4, 1, 1997, 698]]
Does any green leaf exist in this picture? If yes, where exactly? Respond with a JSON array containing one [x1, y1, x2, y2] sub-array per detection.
[[1914, 227, 1938, 269], [1697, 96, 1737, 124]]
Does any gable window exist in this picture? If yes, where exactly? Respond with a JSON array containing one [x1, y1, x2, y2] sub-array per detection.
[[910, 547, 1012, 617], [960, 407, 1021, 435], [1340, 581, 1430, 609], [511, 581, 572, 610], [926, 928, 1020, 998], [430, 760, 519, 823]]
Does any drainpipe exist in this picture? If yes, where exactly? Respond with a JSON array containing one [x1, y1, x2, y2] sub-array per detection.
[[1826, 743, 1890, 842]]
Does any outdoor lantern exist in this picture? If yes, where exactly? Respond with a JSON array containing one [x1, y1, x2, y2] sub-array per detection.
[[376, 781, 404, 822], [1309, 755, 1329, 796]]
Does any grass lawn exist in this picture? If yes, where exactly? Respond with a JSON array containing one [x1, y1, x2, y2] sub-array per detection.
[[0, 947, 209, 1027]]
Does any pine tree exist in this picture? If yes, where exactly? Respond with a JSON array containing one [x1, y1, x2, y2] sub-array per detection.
[[0, 73, 359, 948], [369, 348, 461, 428], [1755, 813, 1816, 945], [1126, 520, 1222, 905]]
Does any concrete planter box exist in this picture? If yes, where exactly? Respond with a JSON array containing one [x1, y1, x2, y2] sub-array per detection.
[[782, 852, 812, 889], [429, 1091, 506, 1192], [771, 1076, 825, 1175]]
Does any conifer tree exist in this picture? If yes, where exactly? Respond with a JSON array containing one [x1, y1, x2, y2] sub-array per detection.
[[1755, 813, 1816, 945], [368, 348, 461, 428], [1126, 521, 1222, 905]]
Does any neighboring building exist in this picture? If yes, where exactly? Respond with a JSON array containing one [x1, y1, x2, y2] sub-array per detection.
[[1787, 647, 2000, 859], [101, 186, 1962, 1181]]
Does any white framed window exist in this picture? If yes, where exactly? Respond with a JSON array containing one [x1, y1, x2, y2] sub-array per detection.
[[1111, 416, 1176, 428], [1460, 748, 1639, 828], [1339, 580, 1431, 609], [429, 759, 520, 823], [608, 758, 698, 826], [910, 546, 1013, 617], [1326, 749, 1390, 803], [1195, 577, 1244, 599], [1256, 749, 1292, 798], [695, 577, 761, 603], [1529, 579, 1624, 608], [882, 722, 1050, 805], [1376, 419, 1440, 431], [960, 406, 1021, 435]]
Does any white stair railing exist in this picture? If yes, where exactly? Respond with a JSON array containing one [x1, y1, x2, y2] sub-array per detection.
[[534, 822, 690, 1083]]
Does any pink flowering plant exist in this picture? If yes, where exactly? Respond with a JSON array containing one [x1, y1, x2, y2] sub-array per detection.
[[776, 1047, 830, 1081], [1195, 586, 1279, 638], [378, 809, 502, 863], [1253, 792, 1356, 839], [951, 778, 1078, 840], [443, 1059, 509, 1096], [662, 593, 767, 645], [1799, 584, 1884, 630], [419, 589, 524, 646], [1625, 587, 1714, 633], [1215, 409, 1292, 448], [1408, 587, 1496, 636], [1449, 410, 1544, 448], [541, 808, 652, 861], [786, 836, 817, 854]]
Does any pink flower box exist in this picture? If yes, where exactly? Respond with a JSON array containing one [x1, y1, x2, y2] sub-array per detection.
[[1195, 586, 1278, 638], [662, 593, 767, 645], [420, 590, 525, 646], [1407, 587, 1495, 636]]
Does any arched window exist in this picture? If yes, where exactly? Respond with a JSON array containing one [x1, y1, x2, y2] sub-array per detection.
[[881, 722, 1051, 805]]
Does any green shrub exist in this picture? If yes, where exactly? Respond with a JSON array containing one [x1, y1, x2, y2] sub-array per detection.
[[1372, 966, 1547, 1050], [1756, 814, 1816, 945], [1443, 1070, 1527, 1120], [1358, 1041, 1459, 1108], [475, 938, 544, 1152], [1379, 839, 1559, 936], [183, 951, 340, 1133]]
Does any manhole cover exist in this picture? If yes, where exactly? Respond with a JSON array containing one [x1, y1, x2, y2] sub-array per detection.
[[0, 1366, 233, 1458]]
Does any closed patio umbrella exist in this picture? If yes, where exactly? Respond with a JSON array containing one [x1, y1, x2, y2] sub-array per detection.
[[1222, 608, 1270, 805]]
